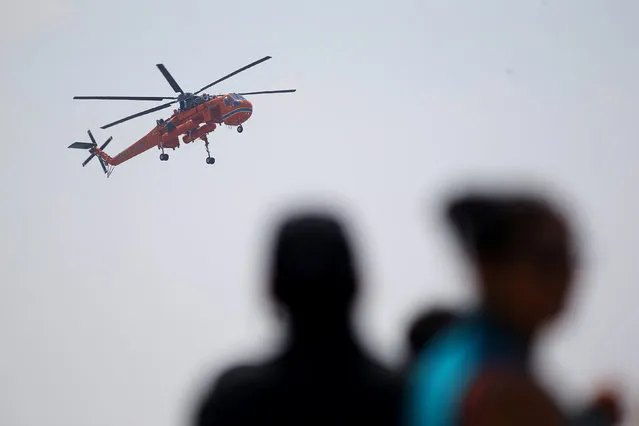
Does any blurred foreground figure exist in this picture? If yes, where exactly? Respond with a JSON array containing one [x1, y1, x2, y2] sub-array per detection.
[[404, 190, 622, 426], [194, 212, 401, 426]]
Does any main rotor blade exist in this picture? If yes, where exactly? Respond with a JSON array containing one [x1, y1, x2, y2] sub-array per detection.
[[74, 96, 177, 101], [194, 56, 272, 95], [100, 100, 176, 129], [87, 130, 96, 145], [156, 64, 184, 94], [236, 89, 297, 95]]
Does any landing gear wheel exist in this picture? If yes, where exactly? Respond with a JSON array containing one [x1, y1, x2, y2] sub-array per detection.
[[160, 153, 169, 161], [203, 137, 215, 164], [237, 125, 243, 133]]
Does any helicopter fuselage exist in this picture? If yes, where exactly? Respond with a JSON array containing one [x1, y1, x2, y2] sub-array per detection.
[[70, 56, 295, 175], [99, 93, 253, 166]]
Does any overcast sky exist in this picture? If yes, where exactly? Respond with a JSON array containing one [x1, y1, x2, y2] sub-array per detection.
[[1, 0, 639, 425]]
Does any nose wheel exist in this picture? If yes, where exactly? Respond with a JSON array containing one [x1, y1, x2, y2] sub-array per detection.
[[206, 157, 216, 164], [237, 125, 243, 133]]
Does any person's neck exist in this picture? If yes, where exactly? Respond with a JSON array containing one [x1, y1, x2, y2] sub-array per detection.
[[474, 303, 535, 357], [284, 317, 358, 354]]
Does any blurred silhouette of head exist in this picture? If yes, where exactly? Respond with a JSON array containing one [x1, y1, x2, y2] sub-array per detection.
[[269, 212, 359, 334], [407, 308, 458, 358], [445, 190, 577, 335]]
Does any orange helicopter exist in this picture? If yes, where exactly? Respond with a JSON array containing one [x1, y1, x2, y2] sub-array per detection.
[[69, 56, 295, 177]]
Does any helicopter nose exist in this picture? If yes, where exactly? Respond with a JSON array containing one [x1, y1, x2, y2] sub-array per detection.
[[243, 99, 253, 119]]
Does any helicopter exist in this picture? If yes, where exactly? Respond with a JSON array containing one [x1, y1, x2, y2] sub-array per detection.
[[68, 56, 296, 177]]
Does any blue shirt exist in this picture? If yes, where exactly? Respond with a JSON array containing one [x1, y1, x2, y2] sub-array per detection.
[[403, 311, 530, 426]]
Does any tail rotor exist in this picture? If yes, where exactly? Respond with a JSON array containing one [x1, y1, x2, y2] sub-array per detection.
[[68, 130, 113, 175]]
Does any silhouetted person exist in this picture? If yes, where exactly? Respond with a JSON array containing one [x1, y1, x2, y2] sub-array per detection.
[[193, 212, 402, 426], [403, 189, 622, 426]]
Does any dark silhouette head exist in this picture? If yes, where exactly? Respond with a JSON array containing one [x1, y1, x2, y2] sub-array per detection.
[[193, 211, 402, 426], [445, 190, 577, 334], [407, 308, 458, 358], [269, 212, 359, 334]]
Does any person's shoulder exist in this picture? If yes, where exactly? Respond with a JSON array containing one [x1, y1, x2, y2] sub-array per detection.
[[361, 353, 399, 377], [192, 361, 276, 426], [405, 320, 486, 423], [215, 364, 263, 389], [416, 318, 482, 370], [361, 357, 403, 391], [461, 369, 564, 426], [205, 360, 276, 399]]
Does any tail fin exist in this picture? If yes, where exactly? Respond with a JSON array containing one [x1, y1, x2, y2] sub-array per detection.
[[68, 130, 113, 175]]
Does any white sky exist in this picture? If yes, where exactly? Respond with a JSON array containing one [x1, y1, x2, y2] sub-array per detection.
[[1, 0, 639, 425]]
